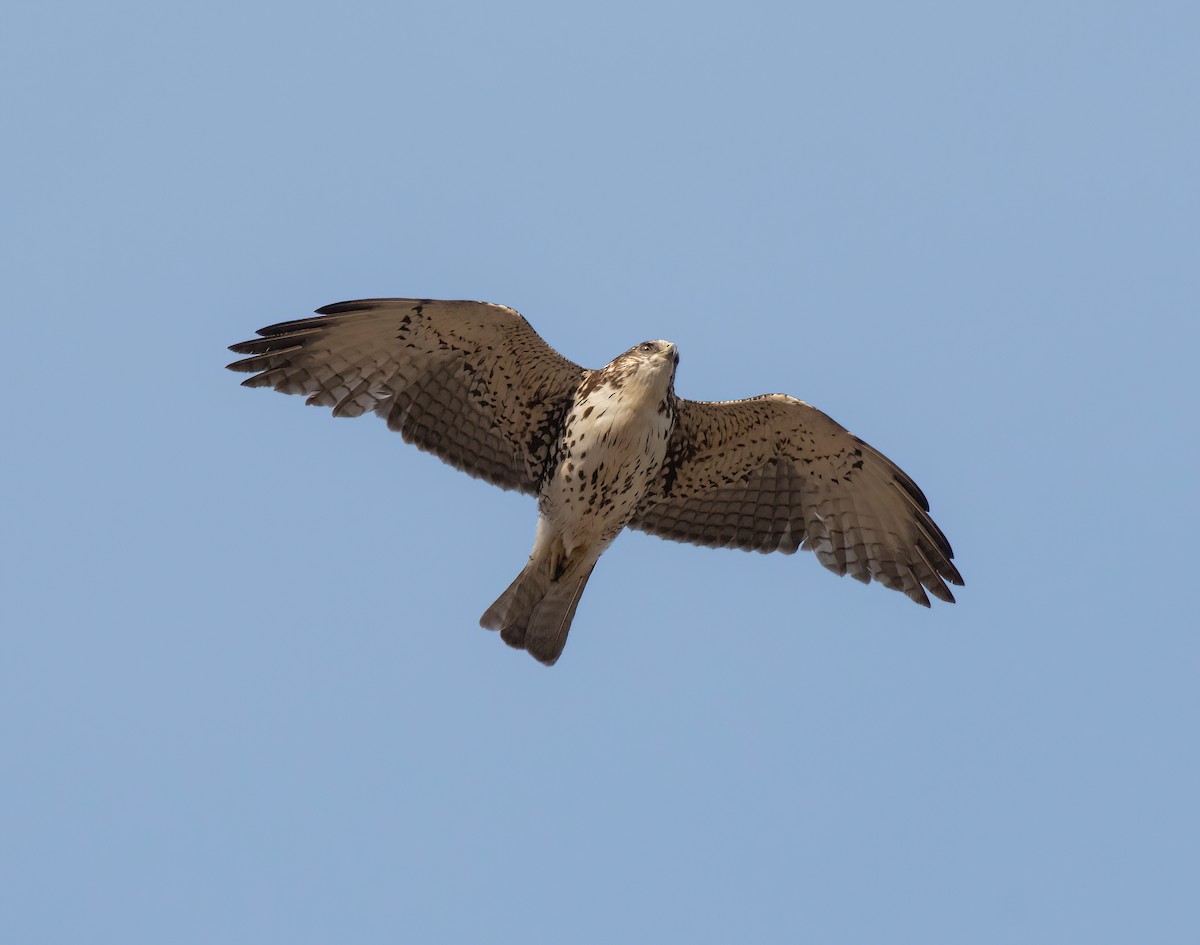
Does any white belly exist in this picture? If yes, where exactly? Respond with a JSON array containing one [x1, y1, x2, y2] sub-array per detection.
[[539, 388, 673, 555]]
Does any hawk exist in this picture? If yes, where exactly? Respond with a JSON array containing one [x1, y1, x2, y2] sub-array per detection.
[[228, 298, 962, 665]]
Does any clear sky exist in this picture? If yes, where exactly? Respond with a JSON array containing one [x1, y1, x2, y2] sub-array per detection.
[[3, 1, 1198, 942]]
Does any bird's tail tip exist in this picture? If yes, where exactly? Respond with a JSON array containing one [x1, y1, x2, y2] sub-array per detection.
[[480, 560, 595, 666]]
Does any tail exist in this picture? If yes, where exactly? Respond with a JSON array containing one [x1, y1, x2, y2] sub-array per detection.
[[480, 558, 597, 666]]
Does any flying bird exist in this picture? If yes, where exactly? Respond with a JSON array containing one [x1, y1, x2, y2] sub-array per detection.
[[228, 299, 962, 665]]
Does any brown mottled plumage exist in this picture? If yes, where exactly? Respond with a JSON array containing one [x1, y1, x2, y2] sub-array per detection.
[[228, 298, 963, 665]]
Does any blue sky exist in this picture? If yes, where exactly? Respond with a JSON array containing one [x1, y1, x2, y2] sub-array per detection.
[[4, 1, 1198, 942]]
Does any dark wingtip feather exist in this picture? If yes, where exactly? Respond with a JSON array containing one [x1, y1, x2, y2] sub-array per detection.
[[853, 436, 933, 512], [314, 299, 385, 316], [252, 315, 333, 336], [226, 338, 274, 357], [928, 582, 957, 604], [228, 331, 321, 357], [228, 337, 277, 356]]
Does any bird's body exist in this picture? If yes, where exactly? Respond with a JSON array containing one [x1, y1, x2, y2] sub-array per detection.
[[482, 341, 678, 661], [542, 341, 678, 553], [228, 299, 962, 665]]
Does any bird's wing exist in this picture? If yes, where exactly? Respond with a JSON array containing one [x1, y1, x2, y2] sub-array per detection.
[[227, 299, 586, 495], [629, 394, 963, 605]]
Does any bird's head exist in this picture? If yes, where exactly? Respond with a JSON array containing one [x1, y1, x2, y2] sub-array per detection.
[[578, 340, 680, 410], [622, 339, 678, 385], [626, 339, 679, 369], [608, 339, 679, 407]]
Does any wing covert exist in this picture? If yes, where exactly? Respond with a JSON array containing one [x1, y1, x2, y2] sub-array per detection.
[[227, 298, 586, 494]]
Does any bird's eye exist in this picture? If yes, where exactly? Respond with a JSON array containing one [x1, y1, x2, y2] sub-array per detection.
[[639, 343, 655, 353]]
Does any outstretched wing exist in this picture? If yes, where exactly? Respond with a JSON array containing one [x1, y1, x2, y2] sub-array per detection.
[[227, 299, 586, 495], [629, 394, 963, 606]]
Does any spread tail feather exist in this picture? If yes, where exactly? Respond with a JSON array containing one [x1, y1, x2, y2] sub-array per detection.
[[480, 559, 597, 666]]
